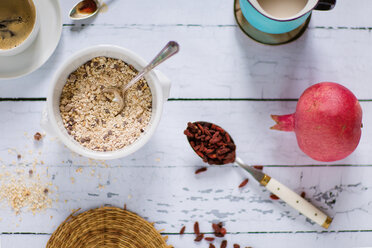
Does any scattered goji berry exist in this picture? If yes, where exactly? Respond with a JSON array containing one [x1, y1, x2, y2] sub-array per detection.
[[238, 178, 249, 188]]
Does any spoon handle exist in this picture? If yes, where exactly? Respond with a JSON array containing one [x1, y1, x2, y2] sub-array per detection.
[[147, 41, 180, 70], [261, 175, 332, 229], [123, 41, 179, 92], [235, 158, 332, 228]]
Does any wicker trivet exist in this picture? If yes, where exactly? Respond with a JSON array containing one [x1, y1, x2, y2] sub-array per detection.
[[47, 206, 172, 248]]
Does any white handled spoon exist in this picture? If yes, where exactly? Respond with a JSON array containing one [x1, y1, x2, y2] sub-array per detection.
[[185, 121, 332, 229]]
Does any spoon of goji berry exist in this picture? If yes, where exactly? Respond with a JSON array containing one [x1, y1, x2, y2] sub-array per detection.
[[184, 121, 333, 229]]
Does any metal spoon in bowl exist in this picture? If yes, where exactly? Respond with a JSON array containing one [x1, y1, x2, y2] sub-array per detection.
[[69, 0, 100, 20], [104, 41, 179, 115], [185, 121, 333, 229]]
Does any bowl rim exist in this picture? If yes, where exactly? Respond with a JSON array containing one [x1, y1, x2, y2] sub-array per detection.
[[47, 44, 165, 160]]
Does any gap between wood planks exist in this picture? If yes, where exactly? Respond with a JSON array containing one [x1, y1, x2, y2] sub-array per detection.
[[2, 97, 372, 102], [3, 164, 372, 168], [61, 23, 372, 31], [2, 229, 372, 235]]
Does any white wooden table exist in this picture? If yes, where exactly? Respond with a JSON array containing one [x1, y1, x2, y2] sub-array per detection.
[[0, 0, 372, 247]]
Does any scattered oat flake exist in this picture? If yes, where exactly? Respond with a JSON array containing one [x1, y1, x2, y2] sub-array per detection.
[[195, 167, 207, 174], [238, 178, 249, 188], [270, 194, 280, 200], [70, 177, 75, 184], [180, 226, 186, 235], [0, 177, 52, 215], [75, 168, 83, 173]]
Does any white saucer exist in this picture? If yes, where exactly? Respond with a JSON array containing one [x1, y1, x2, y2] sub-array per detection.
[[0, 0, 62, 79]]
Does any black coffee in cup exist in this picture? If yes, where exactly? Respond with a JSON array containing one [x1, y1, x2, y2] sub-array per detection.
[[0, 0, 36, 50]]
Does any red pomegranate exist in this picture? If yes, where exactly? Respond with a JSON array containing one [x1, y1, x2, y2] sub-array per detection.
[[271, 82, 362, 162]]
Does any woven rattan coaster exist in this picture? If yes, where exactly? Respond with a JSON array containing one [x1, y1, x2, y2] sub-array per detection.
[[47, 206, 172, 248]]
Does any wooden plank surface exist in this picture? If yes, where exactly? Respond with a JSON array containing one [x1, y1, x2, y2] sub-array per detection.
[[0, 0, 372, 247], [0, 101, 372, 248], [2, 101, 372, 166], [3, 232, 372, 248], [0, 1, 372, 99]]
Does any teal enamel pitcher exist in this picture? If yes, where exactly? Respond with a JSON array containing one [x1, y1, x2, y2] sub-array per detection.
[[239, 0, 336, 34]]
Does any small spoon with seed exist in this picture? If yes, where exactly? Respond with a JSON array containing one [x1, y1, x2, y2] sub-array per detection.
[[105, 41, 179, 115], [69, 0, 100, 20], [185, 121, 333, 229]]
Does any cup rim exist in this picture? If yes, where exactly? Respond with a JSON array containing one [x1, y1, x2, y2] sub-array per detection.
[[0, 0, 40, 56], [47, 45, 165, 160], [245, 0, 318, 22]]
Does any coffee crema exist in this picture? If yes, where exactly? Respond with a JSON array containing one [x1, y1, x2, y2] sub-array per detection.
[[257, 0, 308, 19], [0, 0, 36, 50]]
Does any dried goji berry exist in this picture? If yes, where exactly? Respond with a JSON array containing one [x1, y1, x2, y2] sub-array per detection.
[[221, 240, 227, 248], [194, 221, 200, 235], [270, 194, 280, 200], [194, 234, 204, 242], [195, 167, 207, 174], [301, 191, 306, 198], [185, 122, 236, 166], [205, 237, 215, 242], [238, 178, 249, 188]]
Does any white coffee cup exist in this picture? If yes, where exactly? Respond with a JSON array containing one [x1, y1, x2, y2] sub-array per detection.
[[41, 45, 171, 160], [0, 0, 40, 56]]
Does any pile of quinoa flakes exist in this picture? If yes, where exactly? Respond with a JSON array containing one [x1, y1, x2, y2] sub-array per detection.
[[60, 56, 152, 152]]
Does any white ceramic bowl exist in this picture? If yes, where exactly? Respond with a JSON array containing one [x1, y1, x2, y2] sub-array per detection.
[[42, 45, 171, 160], [0, 0, 41, 56]]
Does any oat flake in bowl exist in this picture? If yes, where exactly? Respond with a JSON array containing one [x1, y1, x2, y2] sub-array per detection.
[[60, 56, 152, 152]]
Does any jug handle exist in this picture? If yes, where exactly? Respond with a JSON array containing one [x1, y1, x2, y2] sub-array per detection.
[[315, 0, 336, 11]]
